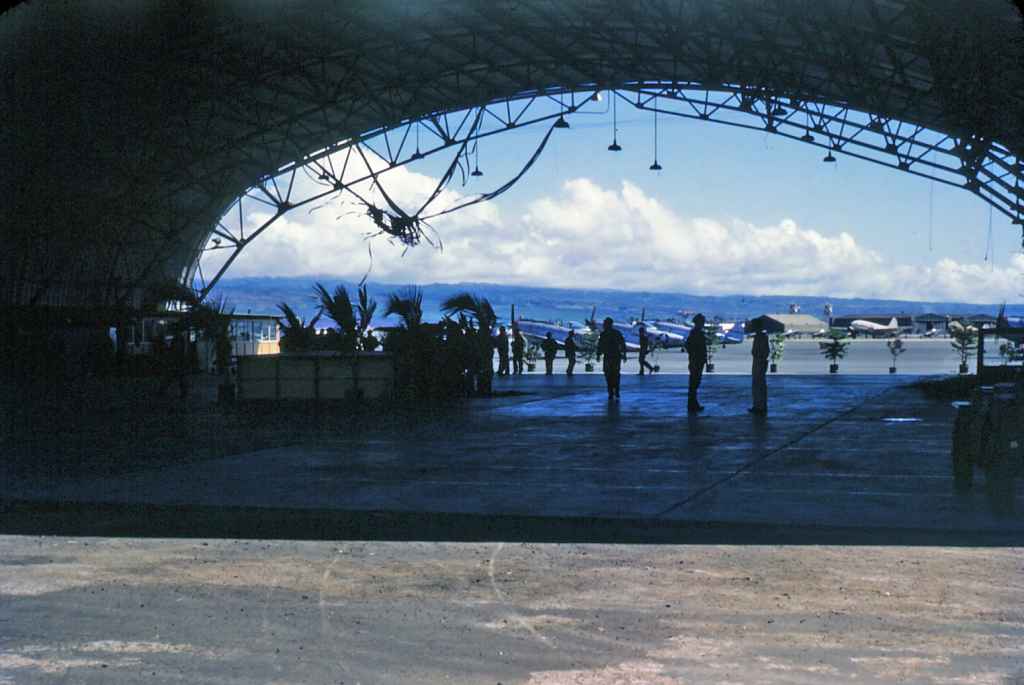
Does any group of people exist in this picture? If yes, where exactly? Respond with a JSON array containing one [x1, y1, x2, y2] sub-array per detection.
[[492, 313, 772, 415], [594, 313, 770, 415]]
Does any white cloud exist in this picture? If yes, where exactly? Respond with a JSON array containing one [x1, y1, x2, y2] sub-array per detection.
[[205, 173, 1024, 304]]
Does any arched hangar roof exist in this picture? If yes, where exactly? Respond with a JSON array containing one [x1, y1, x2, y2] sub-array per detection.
[[1, 0, 1022, 309]]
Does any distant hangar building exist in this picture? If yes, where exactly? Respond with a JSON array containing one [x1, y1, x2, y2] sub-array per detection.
[[761, 314, 828, 337]]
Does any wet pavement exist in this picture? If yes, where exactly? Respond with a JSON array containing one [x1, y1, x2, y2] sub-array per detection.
[[3, 374, 1021, 543]]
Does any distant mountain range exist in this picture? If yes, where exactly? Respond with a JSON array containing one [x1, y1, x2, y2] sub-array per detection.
[[210, 275, 1024, 325]]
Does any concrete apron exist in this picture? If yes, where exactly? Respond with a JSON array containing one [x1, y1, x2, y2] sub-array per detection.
[[2, 374, 1022, 544]]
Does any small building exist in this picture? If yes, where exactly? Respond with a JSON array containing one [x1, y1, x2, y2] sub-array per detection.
[[761, 313, 828, 337], [913, 313, 949, 335], [123, 312, 280, 364], [960, 313, 998, 329]]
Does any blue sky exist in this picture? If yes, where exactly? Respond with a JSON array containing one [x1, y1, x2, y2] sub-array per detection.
[[202, 98, 1023, 304]]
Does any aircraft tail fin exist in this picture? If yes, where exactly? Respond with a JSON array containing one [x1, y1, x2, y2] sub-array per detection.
[[889, 317, 898, 329]]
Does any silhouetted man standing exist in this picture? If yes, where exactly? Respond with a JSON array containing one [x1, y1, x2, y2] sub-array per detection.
[[685, 313, 708, 413], [597, 317, 627, 400], [564, 329, 577, 376], [512, 327, 525, 375], [496, 326, 510, 376], [638, 325, 656, 375], [749, 317, 769, 415], [541, 332, 558, 375]]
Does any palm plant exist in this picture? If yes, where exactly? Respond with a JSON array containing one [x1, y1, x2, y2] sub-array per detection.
[[440, 292, 497, 334], [998, 341, 1022, 365], [277, 302, 321, 353], [705, 330, 722, 372], [884, 333, 909, 370], [886, 337, 906, 373], [950, 325, 977, 374], [385, 286, 424, 329], [818, 331, 851, 373], [356, 283, 379, 351], [769, 333, 785, 373], [441, 292, 498, 394], [313, 282, 358, 353]]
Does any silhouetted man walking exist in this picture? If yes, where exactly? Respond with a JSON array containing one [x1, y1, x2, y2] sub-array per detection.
[[564, 329, 577, 376], [749, 317, 769, 415], [597, 317, 627, 400], [496, 326, 510, 376], [685, 313, 708, 413], [638, 325, 656, 375], [512, 327, 525, 375], [541, 332, 558, 375]]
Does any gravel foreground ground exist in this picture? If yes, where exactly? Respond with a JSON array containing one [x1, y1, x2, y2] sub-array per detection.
[[2, 537, 1023, 684]]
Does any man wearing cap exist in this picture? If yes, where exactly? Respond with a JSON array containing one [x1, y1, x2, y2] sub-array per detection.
[[596, 317, 627, 399], [749, 316, 770, 415], [685, 313, 708, 413]]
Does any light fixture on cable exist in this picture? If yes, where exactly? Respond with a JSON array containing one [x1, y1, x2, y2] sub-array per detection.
[[608, 90, 622, 151], [649, 95, 662, 171]]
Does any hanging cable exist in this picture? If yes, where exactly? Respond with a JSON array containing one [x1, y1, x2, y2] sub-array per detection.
[[928, 175, 934, 252], [985, 203, 994, 269]]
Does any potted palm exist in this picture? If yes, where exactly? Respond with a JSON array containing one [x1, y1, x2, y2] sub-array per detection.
[[581, 330, 599, 372], [705, 332, 721, 373], [769, 333, 785, 373], [886, 337, 905, 373], [950, 325, 976, 374], [818, 332, 850, 373], [441, 291, 498, 395], [999, 340, 1022, 366], [525, 342, 539, 372]]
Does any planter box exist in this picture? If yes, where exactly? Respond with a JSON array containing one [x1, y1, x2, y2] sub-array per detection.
[[237, 352, 395, 401], [770, 363, 778, 373], [829, 363, 839, 374]]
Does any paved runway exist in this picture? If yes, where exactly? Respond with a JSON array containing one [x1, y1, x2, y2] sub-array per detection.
[[3, 374, 1021, 543]]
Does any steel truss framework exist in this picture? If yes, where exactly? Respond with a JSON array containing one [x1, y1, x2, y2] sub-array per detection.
[[197, 82, 1024, 301], [3, 0, 1023, 309]]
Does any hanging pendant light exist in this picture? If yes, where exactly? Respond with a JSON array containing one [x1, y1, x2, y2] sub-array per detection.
[[471, 142, 483, 177], [649, 96, 662, 171], [554, 91, 570, 128], [823, 150, 837, 163], [411, 121, 424, 160], [801, 111, 815, 142], [608, 90, 622, 151]]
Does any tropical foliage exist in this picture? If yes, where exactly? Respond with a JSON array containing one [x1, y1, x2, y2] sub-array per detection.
[[887, 337, 906, 366], [818, 332, 851, 363], [441, 291, 498, 395], [950, 326, 977, 369], [277, 302, 322, 353], [385, 286, 424, 330], [769, 333, 786, 365], [998, 341, 1022, 365]]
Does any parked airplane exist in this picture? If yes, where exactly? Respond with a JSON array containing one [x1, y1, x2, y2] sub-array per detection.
[[509, 305, 590, 349], [849, 317, 901, 338], [715, 321, 747, 345]]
